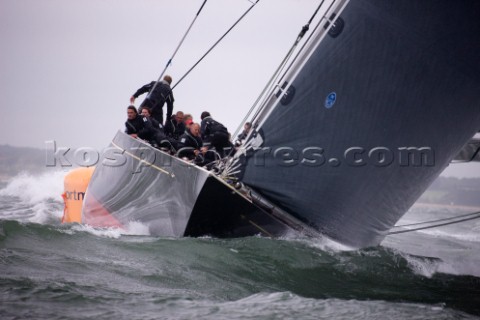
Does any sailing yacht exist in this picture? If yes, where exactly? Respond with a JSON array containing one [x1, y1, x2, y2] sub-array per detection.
[[79, 0, 480, 248]]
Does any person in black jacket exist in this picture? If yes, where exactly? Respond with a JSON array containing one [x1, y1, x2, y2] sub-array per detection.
[[130, 75, 174, 125], [164, 111, 186, 140], [235, 122, 252, 145], [140, 107, 163, 131], [177, 123, 204, 162], [125, 106, 151, 139], [125, 106, 175, 151], [200, 111, 232, 158], [140, 107, 177, 151]]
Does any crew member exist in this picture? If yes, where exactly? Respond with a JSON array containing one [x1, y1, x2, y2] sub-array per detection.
[[130, 75, 174, 125], [164, 111, 186, 140], [183, 114, 193, 130], [235, 122, 252, 146], [177, 123, 205, 163], [125, 105, 150, 139], [200, 111, 232, 157], [140, 107, 177, 151]]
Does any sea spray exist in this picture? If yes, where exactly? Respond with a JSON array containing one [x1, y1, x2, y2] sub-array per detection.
[[0, 171, 66, 223]]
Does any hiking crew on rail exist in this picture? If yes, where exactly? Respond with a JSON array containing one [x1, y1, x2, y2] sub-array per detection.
[[125, 79, 237, 165]]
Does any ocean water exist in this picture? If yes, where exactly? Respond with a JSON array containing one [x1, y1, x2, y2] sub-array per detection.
[[1, 172, 480, 319]]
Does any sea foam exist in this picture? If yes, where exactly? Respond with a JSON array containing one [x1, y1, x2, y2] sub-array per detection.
[[0, 170, 67, 223]]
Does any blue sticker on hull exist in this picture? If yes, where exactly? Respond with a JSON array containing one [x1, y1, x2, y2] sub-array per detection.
[[325, 92, 336, 109]]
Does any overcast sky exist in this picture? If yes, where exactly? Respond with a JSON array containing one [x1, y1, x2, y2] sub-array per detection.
[[1, 0, 321, 149], [1, 0, 479, 177]]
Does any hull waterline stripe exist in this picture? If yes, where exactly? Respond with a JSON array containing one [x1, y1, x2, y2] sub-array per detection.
[[111, 141, 174, 178]]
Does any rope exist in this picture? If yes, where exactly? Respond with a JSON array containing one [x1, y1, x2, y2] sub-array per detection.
[[387, 210, 480, 235], [172, 0, 260, 90], [149, 0, 208, 95], [394, 210, 480, 228]]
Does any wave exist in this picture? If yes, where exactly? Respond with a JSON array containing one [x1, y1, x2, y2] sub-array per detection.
[[61, 221, 151, 238], [0, 171, 67, 224], [0, 171, 66, 204], [1, 220, 480, 317], [1, 171, 479, 287]]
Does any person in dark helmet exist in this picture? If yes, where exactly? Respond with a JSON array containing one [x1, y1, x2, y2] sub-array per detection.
[[200, 111, 232, 157], [130, 75, 174, 125]]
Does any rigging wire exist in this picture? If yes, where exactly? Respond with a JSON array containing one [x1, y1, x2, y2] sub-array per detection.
[[172, 0, 260, 90], [387, 210, 480, 235], [393, 210, 480, 228], [149, 0, 208, 95], [271, 0, 340, 86], [233, 0, 331, 138]]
